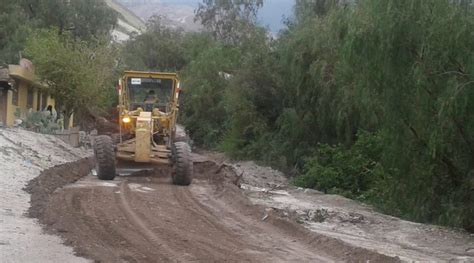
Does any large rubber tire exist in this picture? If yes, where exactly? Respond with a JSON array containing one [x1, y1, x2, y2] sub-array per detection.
[[172, 142, 193, 186], [94, 135, 116, 180]]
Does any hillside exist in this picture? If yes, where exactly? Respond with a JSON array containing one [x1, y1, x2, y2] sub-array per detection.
[[105, 0, 146, 41], [117, 0, 202, 32]]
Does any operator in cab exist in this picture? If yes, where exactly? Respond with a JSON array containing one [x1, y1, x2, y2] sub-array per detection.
[[144, 90, 158, 104]]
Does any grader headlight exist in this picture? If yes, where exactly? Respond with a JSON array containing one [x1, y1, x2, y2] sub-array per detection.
[[122, 116, 131, 124]]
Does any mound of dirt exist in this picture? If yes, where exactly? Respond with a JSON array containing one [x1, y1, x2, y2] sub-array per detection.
[[25, 157, 94, 219]]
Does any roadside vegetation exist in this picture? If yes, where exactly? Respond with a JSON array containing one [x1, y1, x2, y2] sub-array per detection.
[[178, 0, 473, 232], [1, 0, 472, 232]]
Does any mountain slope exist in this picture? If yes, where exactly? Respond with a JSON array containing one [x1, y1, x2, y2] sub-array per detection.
[[105, 0, 146, 41], [117, 0, 202, 32]]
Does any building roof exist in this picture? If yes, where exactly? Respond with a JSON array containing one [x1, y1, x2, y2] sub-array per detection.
[[6, 64, 47, 89]]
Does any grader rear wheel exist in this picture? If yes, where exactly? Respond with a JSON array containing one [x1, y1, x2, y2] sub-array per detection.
[[94, 135, 116, 180], [172, 142, 193, 186]]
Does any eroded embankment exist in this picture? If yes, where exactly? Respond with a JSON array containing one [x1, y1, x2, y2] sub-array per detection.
[[25, 157, 95, 219], [26, 158, 399, 262]]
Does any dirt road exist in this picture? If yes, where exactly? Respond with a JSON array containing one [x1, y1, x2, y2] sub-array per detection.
[[3, 128, 471, 262], [27, 158, 396, 262]]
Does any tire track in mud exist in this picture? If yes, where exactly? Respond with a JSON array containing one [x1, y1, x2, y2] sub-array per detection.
[[112, 171, 305, 261], [170, 186, 255, 259], [136, 173, 250, 259], [121, 175, 252, 261], [86, 186, 150, 262], [173, 186, 245, 243], [116, 181, 178, 261], [182, 184, 334, 261], [62, 186, 150, 262], [69, 190, 119, 257]]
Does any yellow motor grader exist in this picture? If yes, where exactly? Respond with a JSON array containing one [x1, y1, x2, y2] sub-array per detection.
[[93, 71, 193, 185]]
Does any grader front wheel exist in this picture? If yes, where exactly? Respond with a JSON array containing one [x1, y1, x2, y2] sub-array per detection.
[[94, 135, 116, 180], [172, 142, 193, 185]]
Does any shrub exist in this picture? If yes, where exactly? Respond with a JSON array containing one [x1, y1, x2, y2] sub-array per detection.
[[21, 111, 60, 134], [294, 131, 386, 200]]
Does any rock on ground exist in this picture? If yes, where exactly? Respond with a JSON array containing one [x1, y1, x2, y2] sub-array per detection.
[[0, 128, 90, 262]]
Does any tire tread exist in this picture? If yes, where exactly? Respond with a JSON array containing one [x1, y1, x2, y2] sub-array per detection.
[[94, 135, 116, 180], [172, 142, 193, 185]]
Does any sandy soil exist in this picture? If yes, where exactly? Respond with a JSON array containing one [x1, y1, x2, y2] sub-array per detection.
[[0, 128, 90, 262]]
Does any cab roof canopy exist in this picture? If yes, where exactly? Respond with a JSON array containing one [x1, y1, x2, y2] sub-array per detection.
[[123, 71, 178, 80]]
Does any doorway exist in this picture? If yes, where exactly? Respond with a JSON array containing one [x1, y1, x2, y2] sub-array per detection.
[[0, 82, 8, 125]]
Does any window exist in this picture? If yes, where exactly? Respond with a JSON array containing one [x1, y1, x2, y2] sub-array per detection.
[[127, 77, 174, 112], [27, 86, 34, 109]]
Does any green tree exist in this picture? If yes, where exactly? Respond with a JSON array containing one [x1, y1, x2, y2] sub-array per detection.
[[293, 0, 347, 20], [0, 0, 117, 64], [220, 27, 282, 159], [20, 0, 117, 40], [195, 0, 264, 45], [122, 16, 186, 71], [0, 1, 31, 64], [25, 30, 119, 126], [180, 41, 240, 146], [341, 0, 474, 231], [181, 1, 274, 151], [288, 0, 474, 231]]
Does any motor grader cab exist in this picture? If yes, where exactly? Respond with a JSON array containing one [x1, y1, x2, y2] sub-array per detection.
[[93, 71, 193, 185]]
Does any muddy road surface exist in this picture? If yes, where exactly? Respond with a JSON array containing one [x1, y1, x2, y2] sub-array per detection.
[[27, 158, 396, 262]]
